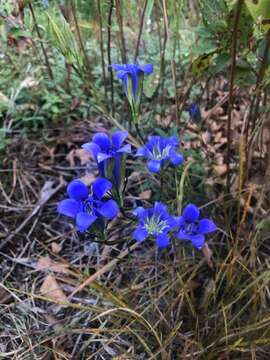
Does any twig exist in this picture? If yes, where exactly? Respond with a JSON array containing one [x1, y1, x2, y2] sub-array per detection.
[[107, 0, 115, 116], [226, 0, 243, 191], [97, 0, 107, 99], [134, 0, 148, 62], [115, 0, 127, 63], [162, 0, 179, 126]]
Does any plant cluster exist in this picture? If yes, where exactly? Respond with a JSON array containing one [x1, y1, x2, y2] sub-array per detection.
[[58, 63, 217, 252]]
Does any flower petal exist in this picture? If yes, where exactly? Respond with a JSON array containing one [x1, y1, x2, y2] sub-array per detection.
[[110, 64, 126, 72], [156, 233, 170, 248], [133, 206, 146, 218], [167, 216, 179, 229], [112, 131, 128, 149], [182, 204, 200, 222], [136, 146, 148, 157], [76, 212, 97, 232], [97, 152, 112, 163], [97, 200, 119, 219], [169, 150, 184, 166], [92, 133, 111, 152], [175, 216, 185, 228], [117, 144, 131, 154], [82, 142, 101, 160], [168, 136, 179, 146], [133, 227, 148, 242], [189, 234, 205, 250], [154, 202, 167, 215], [67, 180, 88, 201], [147, 159, 161, 173], [57, 199, 80, 218], [143, 63, 154, 75], [198, 219, 217, 234], [177, 231, 205, 250], [92, 177, 112, 199]]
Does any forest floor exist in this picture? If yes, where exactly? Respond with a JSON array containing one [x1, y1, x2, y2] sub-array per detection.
[[0, 79, 270, 360]]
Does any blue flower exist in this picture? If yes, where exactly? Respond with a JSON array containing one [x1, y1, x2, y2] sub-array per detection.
[[188, 103, 201, 122], [82, 131, 131, 186], [133, 202, 177, 248], [57, 178, 119, 232], [177, 204, 217, 249], [111, 63, 153, 101], [136, 135, 184, 173]]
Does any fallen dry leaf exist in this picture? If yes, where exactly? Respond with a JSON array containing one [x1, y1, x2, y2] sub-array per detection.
[[202, 243, 213, 269], [66, 148, 91, 166], [36, 256, 69, 274], [66, 149, 75, 167], [139, 190, 152, 200], [74, 148, 91, 165], [80, 172, 96, 186], [213, 164, 227, 176], [51, 242, 62, 255], [40, 275, 67, 303]]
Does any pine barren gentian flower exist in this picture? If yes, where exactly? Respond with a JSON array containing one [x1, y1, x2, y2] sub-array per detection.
[[177, 204, 216, 250], [133, 202, 177, 248], [136, 135, 184, 173], [82, 131, 131, 204], [111, 63, 153, 122], [57, 178, 119, 233]]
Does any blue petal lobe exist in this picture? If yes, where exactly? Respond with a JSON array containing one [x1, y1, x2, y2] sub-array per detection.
[[169, 150, 184, 166], [57, 199, 80, 218], [154, 202, 167, 215], [82, 142, 101, 160], [133, 206, 146, 217], [97, 200, 119, 219], [189, 234, 205, 249], [133, 227, 148, 242], [111, 64, 126, 71], [92, 133, 111, 152], [92, 177, 112, 199], [176, 216, 185, 227], [182, 204, 200, 222], [147, 159, 161, 173], [76, 212, 97, 232], [67, 180, 88, 200], [116, 71, 127, 80], [199, 219, 217, 234], [156, 233, 170, 248], [97, 152, 112, 163], [136, 146, 148, 157], [112, 131, 128, 149], [117, 144, 131, 154], [143, 64, 154, 74]]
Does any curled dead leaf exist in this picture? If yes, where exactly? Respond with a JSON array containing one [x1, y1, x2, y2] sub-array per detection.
[[51, 242, 62, 255], [213, 164, 227, 176], [139, 190, 152, 200], [40, 275, 68, 303], [36, 256, 69, 274]]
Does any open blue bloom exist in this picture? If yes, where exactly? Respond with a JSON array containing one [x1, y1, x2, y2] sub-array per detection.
[[188, 103, 201, 122], [177, 204, 217, 250], [136, 135, 184, 173], [111, 63, 153, 100], [57, 178, 119, 232], [82, 131, 131, 187], [133, 202, 177, 248]]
